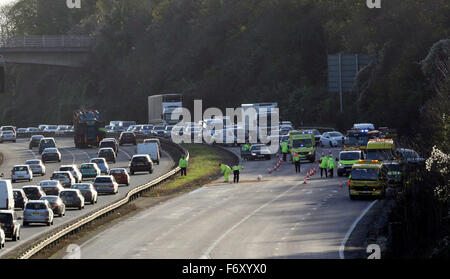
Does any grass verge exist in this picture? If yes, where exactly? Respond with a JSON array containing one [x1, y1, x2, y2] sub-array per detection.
[[22, 143, 236, 259], [142, 143, 233, 197]]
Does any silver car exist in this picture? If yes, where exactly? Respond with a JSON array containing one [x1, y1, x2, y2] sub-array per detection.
[[25, 159, 46, 176], [23, 200, 54, 226], [59, 189, 85, 210], [0, 131, 16, 143], [11, 165, 33, 183], [71, 183, 98, 204], [39, 180, 64, 196], [93, 175, 118, 195], [59, 165, 82, 183]]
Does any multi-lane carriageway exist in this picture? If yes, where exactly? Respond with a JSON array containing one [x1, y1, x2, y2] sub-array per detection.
[[45, 145, 377, 259], [0, 137, 176, 257]]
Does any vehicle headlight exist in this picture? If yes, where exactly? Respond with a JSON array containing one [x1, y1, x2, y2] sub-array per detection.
[[251, 153, 256, 156], [338, 163, 344, 168]]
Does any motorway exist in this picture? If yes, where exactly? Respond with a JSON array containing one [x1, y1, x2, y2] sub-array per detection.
[[66, 146, 375, 259], [0, 137, 176, 257]]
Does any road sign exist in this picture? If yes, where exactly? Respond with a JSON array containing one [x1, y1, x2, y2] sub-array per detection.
[[328, 54, 374, 112]]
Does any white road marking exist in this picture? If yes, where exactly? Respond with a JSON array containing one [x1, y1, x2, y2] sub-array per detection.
[[64, 148, 76, 164], [27, 150, 38, 159], [339, 200, 378, 259], [120, 149, 132, 160], [200, 182, 298, 259]]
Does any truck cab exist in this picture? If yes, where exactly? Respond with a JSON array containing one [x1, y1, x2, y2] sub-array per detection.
[[337, 149, 364, 177], [348, 160, 387, 200], [365, 139, 397, 162], [288, 130, 315, 163]]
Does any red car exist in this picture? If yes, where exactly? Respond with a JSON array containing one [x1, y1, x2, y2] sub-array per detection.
[[109, 168, 130, 186]]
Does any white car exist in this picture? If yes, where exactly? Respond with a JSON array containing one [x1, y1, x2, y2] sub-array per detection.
[[55, 125, 71, 135], [0, 227, 5, 249], [23, 200, 54, 226], [0, 131, 16, 143], [51, 171, 75, 188], [93, 175, 119, 195], [11, 165, 33, 183], [26, 127, 39, 133], [59, 165, 82, 183], [25, 159, 46, 176], [320, 131, 345, 147], [43, 125, 58, 133]]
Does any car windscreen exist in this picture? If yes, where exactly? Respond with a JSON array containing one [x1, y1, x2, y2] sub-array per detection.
[[26, 160, 41, 165], [100, 142, 115, 148], [81, 164, 93, 169], [330, 132, 343, 137], [0, 213, 13, 223], [132, 157, 148, 163], [340, 152, 361, 161], [366, 150, 394, 161], [351, 168, 379, 181], [347, 136, 369, 145], [73, 184, 90, 190], [26, 203, 46, 210], [155, 126, 165, 130], [23, 188, 38, 195], [95, 177, 112, 183], [60, 191, 77, 198], [43, 149, 57, 153], [60, 167, 72, 172], [91, 159, 104, 164], [110, 169, 124, 174], [292, 139, 312, 148], [52, 173, 68, 179], [14, 166, 28, 171], [13, 191, 22, 198], [42, 187, 60, 195]]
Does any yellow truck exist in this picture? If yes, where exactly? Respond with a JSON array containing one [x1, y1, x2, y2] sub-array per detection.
[[348, 160, 387, 200], [365, 139, 397, 162], [288, 130, 316, 162]]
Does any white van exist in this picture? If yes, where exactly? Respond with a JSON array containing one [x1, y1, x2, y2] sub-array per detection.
[[137, 142, 160, 165], [0, 180, 14, 210]]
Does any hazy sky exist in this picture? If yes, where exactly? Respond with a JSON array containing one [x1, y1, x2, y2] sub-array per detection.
[[0, 0, 17, 7]]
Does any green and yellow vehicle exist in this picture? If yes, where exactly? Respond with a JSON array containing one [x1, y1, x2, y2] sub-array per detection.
[[288, 130, 315, 162], [365, 139, 397, 162], [348, 160, 387, 200], [337, 149, 364, 177]]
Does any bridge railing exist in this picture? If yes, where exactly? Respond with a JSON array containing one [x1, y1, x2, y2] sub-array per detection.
[[0, 35, 95, 48]]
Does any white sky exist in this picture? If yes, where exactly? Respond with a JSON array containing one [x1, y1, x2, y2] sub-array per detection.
[[0, 0, 18, 7]]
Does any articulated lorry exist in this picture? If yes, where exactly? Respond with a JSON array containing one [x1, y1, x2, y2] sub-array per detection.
[[73, 109, 106, 148]]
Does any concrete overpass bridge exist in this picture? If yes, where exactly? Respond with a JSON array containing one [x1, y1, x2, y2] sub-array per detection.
[[0, 35, 95, 67]]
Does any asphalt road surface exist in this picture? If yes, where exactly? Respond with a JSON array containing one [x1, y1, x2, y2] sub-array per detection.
[[0, 137, 175, 257], [68, 146, 375, 259]]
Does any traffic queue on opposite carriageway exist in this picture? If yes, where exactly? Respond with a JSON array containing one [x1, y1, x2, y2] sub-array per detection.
[[0, 133, 161, 250]]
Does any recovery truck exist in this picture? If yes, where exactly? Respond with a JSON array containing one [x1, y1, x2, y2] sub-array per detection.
[[73, 109, 106, 148], [288, 130, 316, 163], [348, 160, 388, 200]]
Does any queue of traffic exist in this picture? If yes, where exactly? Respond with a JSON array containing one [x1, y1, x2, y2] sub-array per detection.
[[0, 131, 162, 250]]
